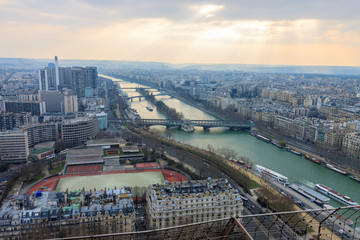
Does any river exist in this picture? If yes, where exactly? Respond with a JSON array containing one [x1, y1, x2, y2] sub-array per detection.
[[105, 75, 360, 209]]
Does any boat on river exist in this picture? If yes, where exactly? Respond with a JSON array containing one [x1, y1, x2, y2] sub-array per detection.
[[255, 165, 288, 185], [290, 149, 302, 156], [181, 124, 195, 132], [315, 184, 358, 206], [349, 175, 360, 183], [290, 183, 330, 206], [180, 119, 195, 132], [305, 155, 322, 165], [255, 134, 271, 143], [271, 140, 283, 148], [326, 164, 347, 175]]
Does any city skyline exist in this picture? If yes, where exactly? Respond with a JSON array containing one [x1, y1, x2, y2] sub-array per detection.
[[0, 0, 360, 66]]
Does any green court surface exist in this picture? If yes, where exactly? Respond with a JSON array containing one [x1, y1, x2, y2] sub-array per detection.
[[55, 172, 165, 192]]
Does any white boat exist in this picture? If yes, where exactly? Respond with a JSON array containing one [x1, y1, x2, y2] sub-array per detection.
[[315, 184, 358, 206], [256, 134, 271, 143], [146, 106, 153, 111], [255, 165, 288, 185], [290, 149, 302, 156], [326, 164, 347, 175], [181, 124, 195, 132], [290, 183, 330, 206]]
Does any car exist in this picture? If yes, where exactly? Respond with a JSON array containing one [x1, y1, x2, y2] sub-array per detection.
[[295, 201, 305, 207]]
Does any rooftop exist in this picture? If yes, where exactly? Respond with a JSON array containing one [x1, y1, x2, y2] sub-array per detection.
[[66, 148, 103, 165], [149, 178, 239, 200], [30, 148, 53, 155], [62, 117, 94, 124]]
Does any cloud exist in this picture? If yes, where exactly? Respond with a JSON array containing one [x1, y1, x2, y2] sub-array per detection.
[[0, 0, 360, 66], [189, 4, 225, 18]]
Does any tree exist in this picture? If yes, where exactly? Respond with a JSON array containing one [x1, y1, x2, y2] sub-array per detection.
[[207, 144, 215, 153], [164, 129, 173, 139], [278, 140, 286, 147], [0, 164, 9, 172], [54, 138, 66, 154], [216, 147, 238, 159]]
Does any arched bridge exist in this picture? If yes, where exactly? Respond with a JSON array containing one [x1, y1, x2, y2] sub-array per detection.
[[122, 92, 168, 100], [109, 118, 254, 130]]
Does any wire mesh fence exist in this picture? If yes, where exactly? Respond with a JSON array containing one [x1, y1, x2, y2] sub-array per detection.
[[47, 205, 360, 240]]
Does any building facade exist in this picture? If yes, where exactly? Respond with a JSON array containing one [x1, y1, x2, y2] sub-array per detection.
[[0, 131, 29, 163], [147, 178, 243, 229], [0, 112, 30, 131], [40, 91, 64, 113], [96, 112, 107, 130], [342, 132, 360, 160], [21, 123, 58, 147], [63, 94, 78, 114], [61, 117, 97, 147], [4, 101, 46, 116]]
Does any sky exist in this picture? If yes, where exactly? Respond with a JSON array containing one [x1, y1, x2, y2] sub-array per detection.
[[0, 0, 360, 66]]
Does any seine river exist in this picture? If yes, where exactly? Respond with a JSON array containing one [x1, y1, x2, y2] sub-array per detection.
[[105, 75, 360, 208]]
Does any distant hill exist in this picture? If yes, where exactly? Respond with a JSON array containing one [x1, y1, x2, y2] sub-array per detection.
[[178, 64, 360, 75], [0, 58, 360, 75]]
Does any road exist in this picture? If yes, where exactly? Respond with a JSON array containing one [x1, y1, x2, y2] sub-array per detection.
[[271, 181, 359, 239], [242, 191, 297, 239]]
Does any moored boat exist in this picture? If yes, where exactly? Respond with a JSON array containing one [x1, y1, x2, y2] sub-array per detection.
[[271, 140, 283, 148], [304, 155, 322, 165], [255, 165, 288, 185], [256, 134, 271, 143], [290, 183, 330, 206], [181, 124, 195, 132], [315, 184, 358, 206], [326, 164, 347, 175], [290, 149, 302, 156], [349, 175, 360, 183], [310, 157, 322, 165]]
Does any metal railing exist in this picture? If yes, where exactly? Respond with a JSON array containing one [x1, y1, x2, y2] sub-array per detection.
[[47, 205, 360, 240]]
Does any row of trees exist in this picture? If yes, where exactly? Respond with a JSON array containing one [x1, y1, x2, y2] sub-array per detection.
[[138, 89, 184, 120], [256, 187, 309, 235], [0, 161, 43, 204], [130, 126, 257, 193], [207, 144, 255, 167], [155, 100, 184, 120]]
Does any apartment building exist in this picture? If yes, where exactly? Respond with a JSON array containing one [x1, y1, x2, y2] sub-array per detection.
[[0, 131, 29, 163], [61, 117, 97, 147], [147, 178, 243, 229]]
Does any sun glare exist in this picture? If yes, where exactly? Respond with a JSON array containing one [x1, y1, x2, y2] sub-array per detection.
[[190, 4, 224, 18]]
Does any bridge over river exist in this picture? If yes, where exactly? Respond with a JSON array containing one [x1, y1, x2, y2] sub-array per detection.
[[109, 118, 254, 130], [122, 92, 168, 100]]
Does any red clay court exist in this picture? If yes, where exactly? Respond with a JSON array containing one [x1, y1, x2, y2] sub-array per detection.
[[66, 164, 102, 174], [27, 169, 188, 194], [135, 162, 159, 168]]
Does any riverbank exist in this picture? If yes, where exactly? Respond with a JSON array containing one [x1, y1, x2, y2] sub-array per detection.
[[252, 126, 360, 178], [128, 125, 260, 192], [126, 126, 339, 239], [107, 74, 360, 208], [171, 94, 226, 121]]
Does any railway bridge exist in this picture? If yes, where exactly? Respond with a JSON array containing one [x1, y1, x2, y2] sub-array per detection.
[[109, 118, 254, 130], [122, 92, 168, 100]]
